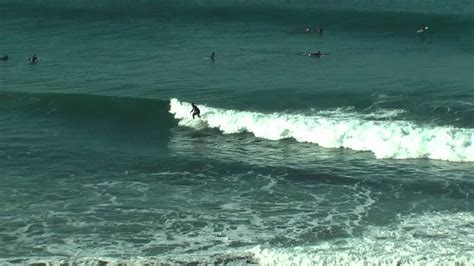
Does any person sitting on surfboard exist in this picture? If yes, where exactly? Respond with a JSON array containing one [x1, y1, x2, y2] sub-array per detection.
[[29, 53, 39, 63], [210, 51, 216, 61], [190, 103, 201, 119]]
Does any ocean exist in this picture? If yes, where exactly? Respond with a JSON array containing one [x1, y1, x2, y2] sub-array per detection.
[[0, 0, 473, 264]]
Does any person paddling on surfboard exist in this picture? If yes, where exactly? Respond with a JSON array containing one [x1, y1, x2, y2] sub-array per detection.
[[308, 51, 323, 57], [190, 103, 201, 119]]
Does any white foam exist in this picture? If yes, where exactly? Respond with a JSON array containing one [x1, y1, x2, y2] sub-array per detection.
[[3, 212, 472, 265], [170, 98, 474, 162], [250, 212, 474, 265], [1, 253, 257, 266]]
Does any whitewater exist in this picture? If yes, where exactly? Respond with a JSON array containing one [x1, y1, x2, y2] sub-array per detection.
[[170, 98, 474, 162]]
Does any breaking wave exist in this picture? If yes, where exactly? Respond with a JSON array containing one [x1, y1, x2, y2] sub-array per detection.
[[170, 98, 474, 162]]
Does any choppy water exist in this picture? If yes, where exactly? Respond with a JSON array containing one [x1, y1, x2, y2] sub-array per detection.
[[0, 0, 473, 264]]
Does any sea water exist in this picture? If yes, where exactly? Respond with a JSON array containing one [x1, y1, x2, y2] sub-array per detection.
[[0, 0, 473, 264]]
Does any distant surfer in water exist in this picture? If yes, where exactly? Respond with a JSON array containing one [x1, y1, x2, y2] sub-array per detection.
[[305, 27, 323, 35], [210, 51, 216, 62], [308, 51, 323, 57], [417, 25, 429, 33], [0, 55, 8, 61], [28, 53, 39, 64], [313, 28, 324, 35], [190, 103, 201, 119]]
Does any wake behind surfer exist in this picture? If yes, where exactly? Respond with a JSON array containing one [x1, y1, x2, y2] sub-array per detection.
[[190, 103, 201, 119]]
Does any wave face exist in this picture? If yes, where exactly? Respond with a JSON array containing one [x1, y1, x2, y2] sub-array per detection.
[[0, 91, 174, 128], [170, 98, 474, 162]]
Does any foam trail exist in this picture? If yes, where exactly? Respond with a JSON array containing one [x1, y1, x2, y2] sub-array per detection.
[[170, 99, 474, 162]]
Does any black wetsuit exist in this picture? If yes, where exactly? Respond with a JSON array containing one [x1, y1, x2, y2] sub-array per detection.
[[191, 103, 201, 119], [29, 55, 39, 63]]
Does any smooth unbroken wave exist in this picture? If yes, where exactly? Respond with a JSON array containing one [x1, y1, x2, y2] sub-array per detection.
[[0, 91, 175, 127]]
